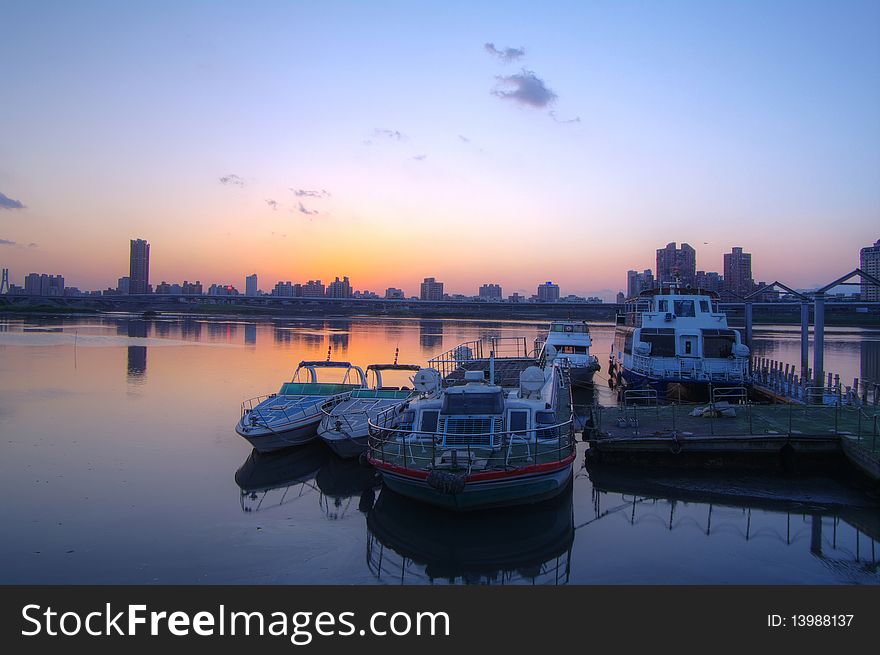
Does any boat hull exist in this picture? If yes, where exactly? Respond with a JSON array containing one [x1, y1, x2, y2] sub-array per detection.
[[319, 431, 368, 459], [373, 459, 574, 511], [235, 419, 320, 453], [609, 362, 750, 402], [568, 366, 598, 388]]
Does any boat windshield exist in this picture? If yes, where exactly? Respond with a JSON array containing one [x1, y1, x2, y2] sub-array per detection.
[[673, 300, 695, 317], [551, 323, 588, 333], [441, 392, 504, 415]]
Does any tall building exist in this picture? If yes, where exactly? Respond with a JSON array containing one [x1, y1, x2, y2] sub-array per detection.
[[245, 273, 258, 297], [860, 239, 880, 301], [129, 239, 150, 294], [695, 270, 723, 294], [24, 273, 64, 296], [116, 276, 130, 294], [302, 280, 325, 297], [182, 280, 203, 295], [722, 247, 754, 298], [616, 291, 625, 304], [420, 277, 444, 301], [326, 276, 353, 299], [656, 242, 696, 286], [478, 283, 502, 301], [385, 287, 405, 299], [536, 281, 560, 302], [626, 269, 654, 297]]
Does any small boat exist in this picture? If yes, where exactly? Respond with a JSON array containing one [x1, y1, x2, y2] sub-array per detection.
[[318, 360, 426, 459], [538, 320, 600, 387], [608, 282, 750, 401], [368, 338, 576, 510], [235, 359, 367, 452]]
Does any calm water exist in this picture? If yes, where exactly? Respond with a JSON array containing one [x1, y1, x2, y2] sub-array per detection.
[[0, 314, 878, 584]]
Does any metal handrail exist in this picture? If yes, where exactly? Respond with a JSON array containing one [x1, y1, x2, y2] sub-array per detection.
[[243, 391, 353, 429]]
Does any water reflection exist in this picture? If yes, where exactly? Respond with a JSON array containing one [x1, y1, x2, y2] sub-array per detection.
[[125, 320, 148, 380], [327, 320, 351, 354], [419, 320, 443, 354], [366, 483, 574, 585], [315, 456, 382, 520], [244, 323, 257, 346], [861, 338, 880, 388], [585, 462, 879, 582], [234, 443, 330, 512]]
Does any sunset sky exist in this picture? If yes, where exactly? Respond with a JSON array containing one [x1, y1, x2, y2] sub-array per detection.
[[1, 0, 879, 298]]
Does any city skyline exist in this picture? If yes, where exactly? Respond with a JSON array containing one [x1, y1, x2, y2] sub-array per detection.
[[1, 2, 879, 296]]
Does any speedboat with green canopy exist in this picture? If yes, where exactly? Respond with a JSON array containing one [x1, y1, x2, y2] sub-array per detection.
[[236, 360, 367, 452]]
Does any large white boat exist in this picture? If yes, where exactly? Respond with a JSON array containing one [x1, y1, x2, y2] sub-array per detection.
[[608, 284, 750, 401], [318, 361, 427, 459], [537, 320, 600, 387], [367, 338, 575, 510], [235, 360, 367, 452]]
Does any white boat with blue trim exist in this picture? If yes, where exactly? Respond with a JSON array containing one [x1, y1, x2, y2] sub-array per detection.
[[236, 360, 367, 452], [538, 320, 600, 387]]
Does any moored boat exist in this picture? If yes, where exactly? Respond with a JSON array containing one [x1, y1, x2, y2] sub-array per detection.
[[608, 283, 750, 402], [367, 338, 575, 510], [318, 361, 427, 459], [235, 359, 367, 452], [537, 319, 600, 387]]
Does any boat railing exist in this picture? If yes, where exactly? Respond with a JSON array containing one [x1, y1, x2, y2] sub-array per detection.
[[366, 405, 576, 473], [428, 337, 536, 382], [630, 354, 748, 382], [319, 394, 408, 434], [242, 391, 353, 428], [240, 393, 276, 418]]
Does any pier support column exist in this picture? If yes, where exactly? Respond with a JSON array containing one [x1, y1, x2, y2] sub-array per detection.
[[813, 292, 825, 401], [744, 301, 753, 374], [800, 302, 809, 379]]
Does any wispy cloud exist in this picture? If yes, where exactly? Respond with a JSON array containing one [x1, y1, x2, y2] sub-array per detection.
[[0, 238, 36, 247], [549, 110, 581, 124], [218, 174, 245, 187], [412, 154, 427, 161], [484, 42, 526, 63], [0, 238, 15, 245], [365, 128, 407, 145], [265, 199, 279, 210], [291, 188, 330, 198], [458, 135, 471, 143], [492, 70, 557, 108], [0, 192, 25, 210], [296, 202, 318, 216]]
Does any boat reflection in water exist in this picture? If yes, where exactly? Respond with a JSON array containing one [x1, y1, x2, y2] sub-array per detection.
[[234, 442, 330, 512], [585, 460, 879, 581], [315, 455, 382, 520], [366, 482, 574, 585]]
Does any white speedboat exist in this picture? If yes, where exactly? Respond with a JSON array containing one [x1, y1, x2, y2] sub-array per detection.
[[368, 339, 575, 511], [318, 361, 426, 459], [608, 283, 750, 401], [236, 360, 367, 452], [538, 320, 600, 387]]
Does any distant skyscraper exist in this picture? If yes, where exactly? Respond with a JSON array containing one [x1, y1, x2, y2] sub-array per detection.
[[478, 283, 502, 300], [656, 242, 696, 286], [117, 276, 130, 294], [861, 239, 880, 301], [723, 247, 754, 298], [420, 277, 444, 301], [24, 273, 64, 296], [695, 270, 723, 294], [0, 268, 8, 294], [326, 276, 352, 298], [626, 269, 654, 297], [536, 281, 560, 302], [302, 280, 325, 297], [385, 287, 405, 299], [129, 239, 150, 294], [616, 291, 625, 304], [245, 273, 258, 297]]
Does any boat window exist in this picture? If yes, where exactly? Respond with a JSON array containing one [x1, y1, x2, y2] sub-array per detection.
[[560, 345, 588, 354], [658, 300, 668, 312], [640, 333, 676, 357], [509, 410, 528, 434], [699, 300, 710, 313], [399, 410, 415, 427], [703, 334, 735, 358], [441, 392, 503, 415], [674, 300, 695, 317], [420, 410, 439, 433], [624, 332, 633, 355], [536, 411, 556, 424]]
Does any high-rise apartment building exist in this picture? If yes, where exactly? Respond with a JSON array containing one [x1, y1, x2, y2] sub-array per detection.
[[420, 277, 444, 301], [478, 283, 502, 301], [626, 269, 655, 297], [24, 273, 64, 296], [656, 242, 696, 286], [302, 280, 325, 297], [326, 276, 353, 298], [245, 273, 258, 297], [860, 239, 880, 301], [722, 247, 754, 297], [695, 270, 723, 294], [129, 239, 150, 294], [536, 281, 560, 302]]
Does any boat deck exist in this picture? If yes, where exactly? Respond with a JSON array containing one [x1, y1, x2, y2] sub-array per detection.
[[442, 358, 539, 388]]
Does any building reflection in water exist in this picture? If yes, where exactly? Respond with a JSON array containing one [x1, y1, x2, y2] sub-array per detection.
[[180, 318, 202, 342], [861, 337, 880, 390], [585, 462, 879, 582], [419, 320, 443, 355], [327, 320, 351, 354], [244, 323, 257, 346], [366, 482, 574, 585], [125, 320, 148, 381]]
